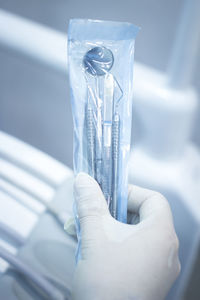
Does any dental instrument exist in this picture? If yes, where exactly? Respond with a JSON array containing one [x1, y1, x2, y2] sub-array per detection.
[[83, 46, 122, 216], [111, 79, 123, 218], [85, 82, 95, 178], [83, 46, 114, 77], [0, 246, 68, 300], [111, 112, 120, 218], [102, 73, 114, 208], [83, 46, 114, 187]]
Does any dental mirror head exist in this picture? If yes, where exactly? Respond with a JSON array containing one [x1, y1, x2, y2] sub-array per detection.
[[83, 46, 114, 76]]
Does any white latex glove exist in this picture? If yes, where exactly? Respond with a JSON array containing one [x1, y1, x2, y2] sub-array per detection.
[[71, 173, 180, 300]]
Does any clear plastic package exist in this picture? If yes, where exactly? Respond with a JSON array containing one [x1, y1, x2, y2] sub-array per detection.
[[68, 19, 139, 259]]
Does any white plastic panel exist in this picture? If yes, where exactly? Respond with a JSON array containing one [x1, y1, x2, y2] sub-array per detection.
[[0, 191, 38, 238], [0, 178, 45, 214], [0, 131, 72, 187], [0, 159, 54, 202]]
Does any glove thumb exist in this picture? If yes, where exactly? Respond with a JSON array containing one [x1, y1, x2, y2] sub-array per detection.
[[74, 172, 109, 239]]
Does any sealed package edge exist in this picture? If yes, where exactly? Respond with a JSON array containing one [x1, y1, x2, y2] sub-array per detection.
[[68, 19, 139, 257]]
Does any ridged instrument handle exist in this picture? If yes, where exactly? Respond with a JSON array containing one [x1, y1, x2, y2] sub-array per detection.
[[86, 104, 95, 177], [112, 112, 120, 219]]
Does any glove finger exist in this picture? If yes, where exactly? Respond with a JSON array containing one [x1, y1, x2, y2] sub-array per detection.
[[74, 173, 110, 242], [74, 173, 109, 219], [128, 185, 173, 223]]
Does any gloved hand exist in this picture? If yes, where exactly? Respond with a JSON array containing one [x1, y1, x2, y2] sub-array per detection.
[[71, 173, 180, 300]]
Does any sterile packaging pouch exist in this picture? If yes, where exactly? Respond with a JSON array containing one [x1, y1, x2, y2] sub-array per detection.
[[68, 19, 139, 260]]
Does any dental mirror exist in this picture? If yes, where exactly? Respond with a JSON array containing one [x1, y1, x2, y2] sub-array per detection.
[[83, 46, 114, 76]]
